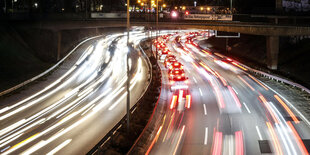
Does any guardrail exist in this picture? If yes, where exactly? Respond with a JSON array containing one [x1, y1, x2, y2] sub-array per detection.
[[247, 67, 310, 94], [0, 35, 103, 97], [127, 40, 166, 155], [200, 45, 310, 95]]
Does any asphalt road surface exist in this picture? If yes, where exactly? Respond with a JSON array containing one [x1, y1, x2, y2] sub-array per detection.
[[0, 29, 151, 155], [148, 32, 310, 155]]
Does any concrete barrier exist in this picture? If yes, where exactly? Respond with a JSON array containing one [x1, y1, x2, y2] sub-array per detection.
[[0, 35, 103, 97]]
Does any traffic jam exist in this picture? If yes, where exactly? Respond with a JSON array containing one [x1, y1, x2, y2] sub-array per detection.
[[148, 30, 310, 155], [152, 31, 248, 113], [153, 36, 191, 111]]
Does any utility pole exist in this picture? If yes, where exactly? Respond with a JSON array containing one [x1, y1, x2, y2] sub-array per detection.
[[85, 0, 88, 20], [11, 0, 13, 14], [4, 0, 7, 14], [126, 0, 131, 134], [155, 0, 158, 60], [230, 0, 232, 14]]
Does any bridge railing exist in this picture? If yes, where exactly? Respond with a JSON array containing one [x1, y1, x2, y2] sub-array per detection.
[[3, 12, 310, 26]]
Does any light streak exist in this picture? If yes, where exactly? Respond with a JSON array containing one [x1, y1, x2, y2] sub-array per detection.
[[274, 95, 299, 123], [173, 125, 186, 155], [266, 122, 283, 155], [212, 132, 223, 155], [287, 121, 309, 155], [248, 74, 269, 90], [259, 95, 279, 124], [228, 86, 241, 108], [238, 75, 255, 91], [235, 131, 244, 155], [46, 139, 72, 155]]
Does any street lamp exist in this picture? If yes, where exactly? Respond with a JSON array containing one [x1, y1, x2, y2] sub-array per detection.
[[126, 0, 131, 133], [156, 0, 159, 60]]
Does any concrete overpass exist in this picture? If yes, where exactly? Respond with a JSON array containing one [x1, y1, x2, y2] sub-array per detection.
[[23, 20, 310, 70]]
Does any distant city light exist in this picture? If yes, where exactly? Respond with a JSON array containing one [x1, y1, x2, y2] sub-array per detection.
[[163, 4, 166, 8], [200, 7, 204, 11], [171, 11, 178, 18], [194, 1, 197, 7], [34, 3, 38, 8]]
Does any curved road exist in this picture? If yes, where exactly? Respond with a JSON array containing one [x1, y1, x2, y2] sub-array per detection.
[[0, 30, 151, 155], [148, 32, 310, 155]]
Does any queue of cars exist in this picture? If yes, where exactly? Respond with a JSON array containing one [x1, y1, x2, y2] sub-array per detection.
[[153, 37, 191, 110]]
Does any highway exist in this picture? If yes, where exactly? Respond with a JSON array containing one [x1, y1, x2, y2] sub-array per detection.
[[0, 28, 151, 155], [148, 32, 310, 155]]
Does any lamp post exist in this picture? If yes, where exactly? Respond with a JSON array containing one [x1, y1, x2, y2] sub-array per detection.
[[126, 0, 131, 133], [4, 0, 6, 14], [11, 0, 13, 14], [85, 0, 87, 19], [156, 0, 158, 60]]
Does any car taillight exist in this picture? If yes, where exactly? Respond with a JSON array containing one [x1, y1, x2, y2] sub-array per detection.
[[178, 76, 181, 79], [181, 73, 185, 76]]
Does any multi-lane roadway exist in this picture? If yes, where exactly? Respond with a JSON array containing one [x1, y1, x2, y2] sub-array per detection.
[[148, 32, 310, 155], [0, 30, 151, 155]]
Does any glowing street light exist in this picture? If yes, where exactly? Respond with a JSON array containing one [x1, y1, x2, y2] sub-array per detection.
[[171, 11, 178, 18], [200, 7, 204, 11], [163, 4, 166, 8]]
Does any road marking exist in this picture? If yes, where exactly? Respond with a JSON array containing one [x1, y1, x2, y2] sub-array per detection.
[[242, 102, 251, 114], [203, 104, 207, 115], [193, 77, 197, 83], [204, 127, 208, 145], [232, 87, 239, 95], [46, 139, 72, 155], [199, 88, 203, 96], [187, 69, 191, 73], [256, 126, 263, 140]]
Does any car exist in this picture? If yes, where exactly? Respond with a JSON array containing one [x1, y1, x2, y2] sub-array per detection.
[[159, 49, 171, 62], [165, 55, 176, 60], [170, 88, 191, 110], [161, 48, 170, 55], [168, 68, 186, 81], [164, 57, 177, 68], [168, 61, 183, 72]]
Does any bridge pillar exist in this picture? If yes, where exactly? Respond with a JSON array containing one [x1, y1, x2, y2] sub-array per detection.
[[266, 36, 279, 70], [57, 31, 62, 61]]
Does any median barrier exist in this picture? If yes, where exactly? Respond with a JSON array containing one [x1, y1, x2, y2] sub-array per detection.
[[88, 39, 161, 155]]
